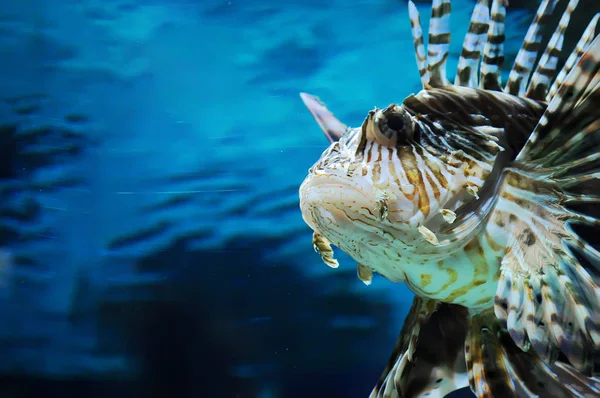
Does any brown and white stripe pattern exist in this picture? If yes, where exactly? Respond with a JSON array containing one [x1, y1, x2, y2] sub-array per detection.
[[408, 0, 453, 88], [408, 1, 430, 86], [526, 0, 580, 100], [516, 35, 600, 163], [479, 0, 506, 91], [504, 0, 558, 96], [465, 308, 600, 398], [409, 0, 594, 105], [548, 13, 600, 99], [489, 28, 600, 367], [427, 0, 451, 87], [455, 0, 490, 87], [491, 169, 600, 373]]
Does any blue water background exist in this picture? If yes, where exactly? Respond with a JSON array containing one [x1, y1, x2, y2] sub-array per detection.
[[0, 1, 537, 397]]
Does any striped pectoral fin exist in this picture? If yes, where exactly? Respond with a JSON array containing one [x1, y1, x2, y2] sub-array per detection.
[[299, 93, 347, 143], [467, 310, 584, 398], [371, 298, 469, 398], [516, 32, 600, 165], [495, 30, 600, 371], [490, 167, 600, 376]]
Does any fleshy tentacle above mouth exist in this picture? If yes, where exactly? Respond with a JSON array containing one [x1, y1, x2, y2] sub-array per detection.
[[312, 231, 339, 269]]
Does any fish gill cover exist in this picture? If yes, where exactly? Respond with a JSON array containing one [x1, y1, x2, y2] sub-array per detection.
[[0, 0, 559, 397]]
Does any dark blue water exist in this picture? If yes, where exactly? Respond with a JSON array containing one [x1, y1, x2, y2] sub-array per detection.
[[0, 1, 539, 397]]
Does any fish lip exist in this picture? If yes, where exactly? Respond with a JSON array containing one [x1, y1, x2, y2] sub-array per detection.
[[300, 170, 418, 230], [299, 170, 388, 245], [299, 174, 411, 284], [299, 172, 354, 232]]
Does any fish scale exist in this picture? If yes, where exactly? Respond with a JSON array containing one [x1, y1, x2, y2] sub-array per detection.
[[297, 0, 600, 396]]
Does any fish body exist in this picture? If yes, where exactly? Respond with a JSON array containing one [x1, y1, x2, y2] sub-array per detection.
[[298, 0, 600, 396], [301, 85, 545, 310]]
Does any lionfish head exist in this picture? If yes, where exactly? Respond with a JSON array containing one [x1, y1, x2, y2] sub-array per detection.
[[299, 94, 484, 282], [296, 0, 548, 283]]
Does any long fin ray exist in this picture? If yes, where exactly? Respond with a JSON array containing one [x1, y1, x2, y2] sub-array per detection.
[[427, 0, 451, 87], [516, 35, 600, 164], [526, 0, 580, 101], [504, 0, 558, 96], [548, 13, 600, 100], [408, 1, 431, 88], [455, 0, 490, 88], [479, 0, 506, 91]]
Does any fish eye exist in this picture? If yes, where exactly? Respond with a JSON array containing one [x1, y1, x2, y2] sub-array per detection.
[[384, 113, 405, 131], [364, 104, 415, 147]]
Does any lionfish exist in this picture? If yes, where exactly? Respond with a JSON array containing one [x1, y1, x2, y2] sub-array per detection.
[[298, 0, 600, 396]]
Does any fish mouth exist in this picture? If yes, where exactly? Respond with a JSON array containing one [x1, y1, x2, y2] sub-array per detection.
[[299, 173, 413, 283], [301, 168, 462, 285], [299, 171, 415, 245], [299, 167, 418, 232], [299, 173, 365, 237]]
